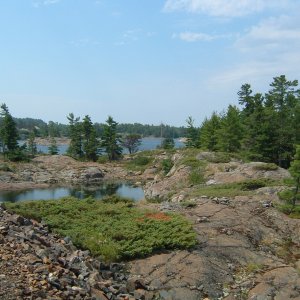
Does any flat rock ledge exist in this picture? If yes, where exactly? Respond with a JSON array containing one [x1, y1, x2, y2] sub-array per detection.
[[0, 205, 153, 300]]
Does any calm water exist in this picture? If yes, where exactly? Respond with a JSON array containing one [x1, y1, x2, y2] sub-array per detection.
[[0, 182, 145, 203], [34, 137, 184, 154]]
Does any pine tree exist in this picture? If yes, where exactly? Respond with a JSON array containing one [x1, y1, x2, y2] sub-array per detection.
[[101, 116, 122, 160], [185, 116, 199, 148], [48, 137, 59, 155], [0, 103, 19, 154], [216, 105, 243, 153], [200, 112, 221, 151], [264, 75, 299, 167], [82, 115, 98, 161], [289, 145, 300, 207], [27, 131, 37, 157], [67, 113, 83, 159]]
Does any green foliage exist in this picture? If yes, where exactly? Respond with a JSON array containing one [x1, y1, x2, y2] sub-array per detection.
[[216, 105, 243, 153], [82, 115, 99, 161], [27, 131, 37, 157], [0, 163, 12, 172], [4, 197, 197, 261], [288, 145, 300, 207], [240, 179, 271, 191], [0, 103, 19, 157], [161, 158, 173, 174], [181, 201, 197, 208], [206, 152, 232, 163], [200, 112, 221, 151], [192, 179, 277, 198], [160, 138, 175, 150], [121, 134, 141, 154], [189, 170, 205, 185], [48, 137, 59, 155], [67, 113, 83, 159], [101, 116, 123, 161], [97, 155, 109, 164], [130, 156, 152, 166], [185, 116, 200, 148], [275, 203, 300, 219], [253, 163, 278, 171]]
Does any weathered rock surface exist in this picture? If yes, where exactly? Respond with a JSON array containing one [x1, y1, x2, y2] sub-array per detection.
[[0, 155, 145, 191], [0, 205, 153, 300], [129, 195, 300, 299]]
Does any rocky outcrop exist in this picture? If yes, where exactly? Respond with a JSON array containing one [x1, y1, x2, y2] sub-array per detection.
[[0, 205, 154, 300], [0, 155, 141, 191], [205, 161, 290, 184], [129, 195, 300, 299]]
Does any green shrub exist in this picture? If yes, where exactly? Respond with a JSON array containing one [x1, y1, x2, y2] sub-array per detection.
[[97, 155, 109, 164], [207, 152, 231, 163], [0, 163, 12, 172], [278, 189, 300, 203], [189, 170, 205, 185], [253, 163, 278, 171], [240, 179, 270, 190], [181, 201, 197, 208], [161, 159, 174, 175], [4, 196, 196, 261]]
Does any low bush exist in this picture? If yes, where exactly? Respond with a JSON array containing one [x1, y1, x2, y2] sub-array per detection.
[[240, 179, 271, 191], [189, 170, 205, 185], [161, 158, 174, 175], [253, 163, 278, 171], [4, 196, 196, 262]]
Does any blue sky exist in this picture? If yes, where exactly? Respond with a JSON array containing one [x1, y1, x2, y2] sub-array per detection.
[[1, 0, 300, 126]]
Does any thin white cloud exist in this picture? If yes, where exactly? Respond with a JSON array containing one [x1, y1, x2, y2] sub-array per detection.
[[235, 15, 300, 52], [173, 32, 214, 42], [173, 31, 232, 42], [115, 29, 143, 46], [209, 13, 300, 87], [163, 0, 293, 17], [33, 0, 61, 7]]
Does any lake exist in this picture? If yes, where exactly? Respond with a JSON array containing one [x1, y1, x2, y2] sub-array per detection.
[[33, 137, 184, 154], [0, 182, 145, 203]]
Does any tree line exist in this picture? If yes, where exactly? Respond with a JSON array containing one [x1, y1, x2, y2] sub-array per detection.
[[8, 117, 185, 139], [185, 75, 300, 168]]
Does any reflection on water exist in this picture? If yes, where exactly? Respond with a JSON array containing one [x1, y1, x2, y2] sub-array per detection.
[[0, 182, 144, 203]]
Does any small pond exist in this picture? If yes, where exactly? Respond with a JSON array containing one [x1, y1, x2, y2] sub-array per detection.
[[0, 182, 145, 203]]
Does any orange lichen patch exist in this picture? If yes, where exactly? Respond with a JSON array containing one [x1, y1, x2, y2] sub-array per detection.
[[145, 212, 172, 221]]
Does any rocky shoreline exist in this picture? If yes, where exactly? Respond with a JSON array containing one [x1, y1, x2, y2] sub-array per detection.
[[0, 204, 153, 300], [1, 152, 300, 299]]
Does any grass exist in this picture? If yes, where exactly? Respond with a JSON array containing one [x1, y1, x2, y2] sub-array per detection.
[[253, 163, 278, 171], [4, 196, 197, 262], [124, 152, 156, 172], [275, 203, 300, 219], [161, 158, 174, 175]]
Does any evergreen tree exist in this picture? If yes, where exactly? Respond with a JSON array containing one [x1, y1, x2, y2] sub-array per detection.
[[160, 137, 175, 150], [216, 105, 243, 152], [82, 115, 98, 161], [48, 137, 59, 155], [264, 75, 299, 167], [0, 103, 19, 154], [289, 145, 300, 207], [101, 116, 122, 160], [200, 112, 221, 151], [121, 134, 142, 154], [185, 116, 199, 148], [27, 131, 37, 157], [67, 113, 83, 159]]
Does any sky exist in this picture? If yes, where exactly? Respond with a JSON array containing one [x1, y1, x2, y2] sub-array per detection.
[[1, 0, 300, 126]]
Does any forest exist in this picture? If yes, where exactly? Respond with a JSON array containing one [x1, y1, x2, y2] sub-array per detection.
[[0, 75, 299, 168], [12, 117, 185, 140], [186, 75, 300, 168]]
